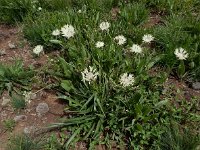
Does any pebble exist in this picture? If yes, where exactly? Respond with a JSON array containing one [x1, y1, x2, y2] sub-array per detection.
[[23, 126, 37, 134], [192, 82, 200, 90], [0, 49, 6, 56], [14, 115, 27, 122], [1, 97, 10, 106], [8, 42, 16, 49], [36, 102, 49, 116]]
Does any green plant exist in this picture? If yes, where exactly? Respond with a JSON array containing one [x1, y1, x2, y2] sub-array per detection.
[[0, 0, 38, 24], [158, 122, 200, 150], [6, 134, 46, 150], [153, 13, 200, 79], [120, 2, 149, 26], [11, 94, 26, 110], [48, 23, 168, 149], [0, 60, 35, 95], [3, 119, 16, 131], [23, 8, 111, 50]]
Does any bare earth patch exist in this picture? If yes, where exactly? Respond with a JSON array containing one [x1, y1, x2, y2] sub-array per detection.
[[0, 25, 63, 150]]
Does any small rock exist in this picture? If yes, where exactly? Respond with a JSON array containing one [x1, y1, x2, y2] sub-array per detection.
[[24, 91, 37, 104], [8, 42, 16, 49], [14, 115, 27, 122], [36, 103, 49, 116], [1, 97, 10, 106], [0, 49, 6, 56], [23, 126, 37, 134], [192, 82, 200, 90]]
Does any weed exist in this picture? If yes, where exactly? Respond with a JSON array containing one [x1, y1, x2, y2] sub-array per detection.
[[6, 134, 46, 150], [158, 122, 200, 150], [0, 60, 35, 95], [3, 119, 16, 132]]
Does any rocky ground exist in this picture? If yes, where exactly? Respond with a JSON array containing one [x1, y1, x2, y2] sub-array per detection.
[[0, 24, 64, 150], [0, 24, 200, 150]]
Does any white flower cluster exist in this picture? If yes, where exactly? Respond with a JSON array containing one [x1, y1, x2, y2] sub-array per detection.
[[99, 22, 110, 31], [81, 66, 135, 87], [119, 73, 135, 87], [114, 35, 126, 45], [52, 24, 75, 39], [33, 45, 43, 55], [130, 44, 142, 53], [61, 24, 75, 39], [142, 34, 154, 43], [174, 47, 188, 60], [96, 23, 156, 53], [81, 66, 99, 84], [95, 41, 104, 48]]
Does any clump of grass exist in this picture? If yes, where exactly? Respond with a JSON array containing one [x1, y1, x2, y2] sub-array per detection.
[[0, 60, 35, 95], [23, 11, 72, 48], [0, 0, 37, 24], [3, 119, 16, 132], [158, 122, 200, 150], [11, 94, 26, 110], [6, 134, 46, 150], [120, 2, 149, 26]]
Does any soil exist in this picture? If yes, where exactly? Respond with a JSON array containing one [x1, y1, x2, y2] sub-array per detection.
[[0, 24, 64, 150]]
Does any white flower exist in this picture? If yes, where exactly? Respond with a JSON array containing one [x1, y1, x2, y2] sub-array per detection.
[[99, 22, 110, 31], [38, 7, 42, 11], [78, 10, 82, 13], [174, 47, 188, 60], [142, 34, 154, 43], [33, 45, 43, 55], [120, 73, 135, 87], [23, 91, 36, 104], [61, 24, 75, 39], [52, 29, 60, 36], [130, 44, 142, 53], [114, 35, 127, 45], [95, 41, 104, 48], [81, 66, 99, 84]]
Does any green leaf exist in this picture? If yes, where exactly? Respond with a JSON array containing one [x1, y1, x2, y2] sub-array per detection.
[[177, 60, 185, 78], [49, 39, 62, 44], [65, 128, 81, 149], [58, 95, 81, 107], [129, 92, 141, 104], [155, 100, 168, 108], [61, 80, 74, 92], [136, 123, 143, 131], [59, 57, 72, 78], [147, 55, 163, 70]]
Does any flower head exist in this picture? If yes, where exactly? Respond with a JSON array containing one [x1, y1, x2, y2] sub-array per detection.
[[33, 45, 43, 55], [38, 7, 42, 11], [174, 48, 188, 60], [61, 24, 75, 39], [120, 73, 135, 87], [114, 35, 126, 45], [130, 44, 142, 53], [95, 41, 104, 48], [99, 22, 110, 31], [52, 29, 60, 36], [81, 66, 99, 84], [142, 34, 154, 43]]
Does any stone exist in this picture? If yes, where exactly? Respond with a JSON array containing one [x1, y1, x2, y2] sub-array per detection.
[[1, 97, 10, 106], [14, 115, 27, 122], [0, 49, 6, 56], [8, 42, 16, 49], [192, 82, 200, 90], [36, 102, 49, 116], [23, 126, 37, 134]]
